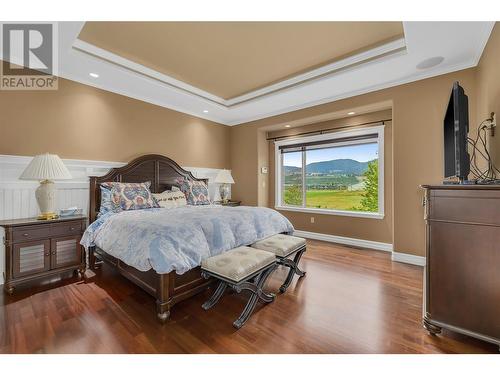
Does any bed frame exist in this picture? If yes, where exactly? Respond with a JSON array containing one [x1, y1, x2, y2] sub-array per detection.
[[88, 154, 213, 322]]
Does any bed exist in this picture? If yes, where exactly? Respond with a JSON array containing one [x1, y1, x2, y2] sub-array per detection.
[[84, 154, 293, 322]]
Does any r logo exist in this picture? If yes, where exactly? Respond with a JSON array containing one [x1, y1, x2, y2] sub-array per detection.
[[2, 23, 53, 74], [1, 23, 58, 90]]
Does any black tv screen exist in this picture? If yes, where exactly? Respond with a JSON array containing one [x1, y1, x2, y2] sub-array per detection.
[[444, 82, 470, 181]]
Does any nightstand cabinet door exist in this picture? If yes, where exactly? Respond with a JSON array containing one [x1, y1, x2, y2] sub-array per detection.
[[50, 236, 83, 269], [13, 240, 51, 278]]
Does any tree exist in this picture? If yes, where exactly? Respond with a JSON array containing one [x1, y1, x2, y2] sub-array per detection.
[[284, 185, 302, 206], [359, 160, 378, 212]]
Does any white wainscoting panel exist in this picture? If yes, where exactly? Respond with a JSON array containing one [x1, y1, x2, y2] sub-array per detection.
[[0, 154, 230, 285]]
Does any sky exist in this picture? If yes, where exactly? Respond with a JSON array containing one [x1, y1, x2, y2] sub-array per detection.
[[283, 142, 378, 167]]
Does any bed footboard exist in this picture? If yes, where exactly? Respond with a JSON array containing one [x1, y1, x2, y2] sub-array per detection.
[[91, 246, 212, 322]]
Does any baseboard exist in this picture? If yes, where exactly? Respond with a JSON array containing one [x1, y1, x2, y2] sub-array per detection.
[[294, 229, 425, 266], [293, 229, 393, 252], [391, 251, 426, 266]]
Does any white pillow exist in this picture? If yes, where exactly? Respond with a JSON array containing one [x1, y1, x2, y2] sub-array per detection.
[[152, 190, 187, 208]]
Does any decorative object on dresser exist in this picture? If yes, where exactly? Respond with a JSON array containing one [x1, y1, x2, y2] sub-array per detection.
[[214, 169, 235, 203], [19, 153, 72, 220], [421, 185, 500, 349], [0, 215, 86, 294]]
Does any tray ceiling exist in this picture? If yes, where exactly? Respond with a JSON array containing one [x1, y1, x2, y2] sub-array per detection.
[[78, 22, 404, 99]]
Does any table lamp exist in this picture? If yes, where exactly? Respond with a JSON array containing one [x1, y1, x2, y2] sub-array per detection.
[[214, 169, 234, 203], [19, 153, 72, 220]]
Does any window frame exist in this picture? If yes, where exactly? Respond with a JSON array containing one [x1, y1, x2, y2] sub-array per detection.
[[274, 124, 385, 219]]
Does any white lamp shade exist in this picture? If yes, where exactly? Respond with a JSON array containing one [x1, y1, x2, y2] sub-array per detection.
[[19, 153, 72, 181], [214, 169, 234, 184]]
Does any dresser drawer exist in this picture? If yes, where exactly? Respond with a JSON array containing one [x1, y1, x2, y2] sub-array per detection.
[[50, 220, 83, 237], [430, 189, 500, 226], [12, 225, 51, 243]]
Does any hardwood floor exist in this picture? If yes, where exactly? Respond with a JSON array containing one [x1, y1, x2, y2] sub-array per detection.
[[0, 240, 497, 354]]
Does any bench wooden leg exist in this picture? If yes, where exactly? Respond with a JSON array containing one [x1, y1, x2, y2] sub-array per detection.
[[279, 247, 307, 293], [202, 281, 227, 310], [233, 264, 276, 329]]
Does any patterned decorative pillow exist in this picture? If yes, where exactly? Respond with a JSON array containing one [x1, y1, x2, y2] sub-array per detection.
[[174, 178, 210, 205], [152, 190, 187, 208], [101, 181, 158, 211], [98, 186, 114, 216]]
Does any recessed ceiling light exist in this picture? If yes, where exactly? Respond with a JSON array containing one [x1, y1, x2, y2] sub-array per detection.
[[203, 110, 209, 113], [416, 56, 444, 70], [89, 73, 99, 78], [347, 111, 356, 115], [285, 125, 291, 128]]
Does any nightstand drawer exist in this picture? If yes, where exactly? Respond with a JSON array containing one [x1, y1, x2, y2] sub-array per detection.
[[50, 221, 83, 237], [12, 225, 51, 243]]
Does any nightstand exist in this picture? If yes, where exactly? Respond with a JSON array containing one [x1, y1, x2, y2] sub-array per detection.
[[218, 200, 241, 207], [0, 215, 87, 294]]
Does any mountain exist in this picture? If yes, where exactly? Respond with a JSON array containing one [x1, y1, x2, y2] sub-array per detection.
[[284, 165, 302, 174], [285, 159, 372, 175]]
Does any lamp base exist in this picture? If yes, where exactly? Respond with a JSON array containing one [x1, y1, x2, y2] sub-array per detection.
[[35, 180, 58, 220], [220, 184, 230, 203], [37, 212, 59, 220]]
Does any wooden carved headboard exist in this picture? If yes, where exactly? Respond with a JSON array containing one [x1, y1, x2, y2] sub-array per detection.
[[88, 154, 208, 224]]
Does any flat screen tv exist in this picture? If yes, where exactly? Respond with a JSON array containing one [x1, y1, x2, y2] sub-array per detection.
[[444, 81, 470, 183]]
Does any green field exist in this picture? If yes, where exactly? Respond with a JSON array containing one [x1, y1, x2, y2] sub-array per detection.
[[283, 187, 369, 211], [305, 190, 365, 210]]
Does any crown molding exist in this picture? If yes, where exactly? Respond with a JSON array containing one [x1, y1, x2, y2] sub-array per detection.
[[224, 38, 406, 106], [224, 57, 480, 126], [72, 38, 227, 106], [72, 36, 407, 108]]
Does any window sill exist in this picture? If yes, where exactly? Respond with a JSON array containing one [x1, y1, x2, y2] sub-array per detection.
[[274, 205, 385, 219]]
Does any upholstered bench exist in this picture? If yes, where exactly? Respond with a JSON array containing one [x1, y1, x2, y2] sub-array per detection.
[[201, 246, 277, 329], [251, 234, 306, 293]]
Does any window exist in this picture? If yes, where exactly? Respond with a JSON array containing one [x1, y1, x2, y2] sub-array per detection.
[[275, 125, 384, 219]]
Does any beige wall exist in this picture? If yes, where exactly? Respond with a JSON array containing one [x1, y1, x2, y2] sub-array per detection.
[[477, 24, 500, 167], [231, 69, 478, 256], [0, 78, 230, 169]]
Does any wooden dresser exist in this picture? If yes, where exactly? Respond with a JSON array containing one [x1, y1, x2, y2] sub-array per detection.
[[0, 215, 87, 294], [422, 185, 500, 348]]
